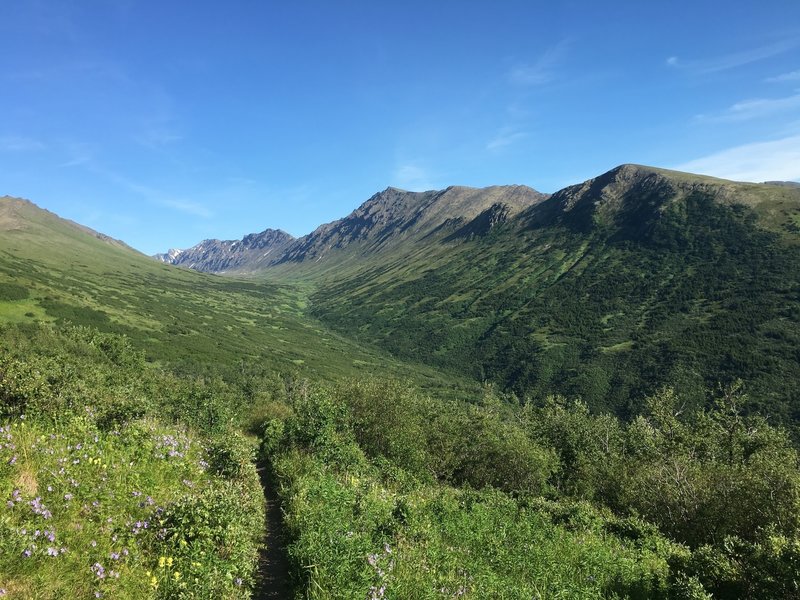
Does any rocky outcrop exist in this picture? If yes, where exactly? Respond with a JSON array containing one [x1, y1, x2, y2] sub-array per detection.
[[154, 229, 295, 273]]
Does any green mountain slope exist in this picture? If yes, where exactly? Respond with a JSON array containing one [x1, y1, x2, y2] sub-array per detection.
[[0, 196, 472, 397], [287, 166, 800, 423]]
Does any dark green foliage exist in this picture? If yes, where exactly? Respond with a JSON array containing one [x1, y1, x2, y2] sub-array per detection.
[[262, 377, 800, 599], [309, 189, 800, 431], [524, 387, 800, 548], [0, 283, 28, 301]]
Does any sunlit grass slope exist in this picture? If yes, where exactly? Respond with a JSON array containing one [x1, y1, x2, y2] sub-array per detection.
[[0, 196, 473, 397], [0, 323, 264, 599]]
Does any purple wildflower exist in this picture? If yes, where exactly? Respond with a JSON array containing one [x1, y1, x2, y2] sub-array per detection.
[[90, 562, 106, 579]]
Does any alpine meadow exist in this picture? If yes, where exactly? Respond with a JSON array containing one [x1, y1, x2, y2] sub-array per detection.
[[3, 2, 800, 599], [3, 162, 800, 599]]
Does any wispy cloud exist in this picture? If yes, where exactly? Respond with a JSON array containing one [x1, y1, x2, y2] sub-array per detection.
[[133, 92, 182, 149], [666, 39, 797, 74], [392, 163, 436, 191], [135, 128, 182, 149], [61, 152, 213, 218], [106, 174, 212, 218], [766, 69, 800, 83], [0, 135, 46, 152], [58, 141, 95, 167], [675, 135, 800, 183], [161, 198, 213, 218], [487, 128, 527, 152], [696, 92, 800, 122], [9, 59, 132, 86], [508, 39, 570, 86]]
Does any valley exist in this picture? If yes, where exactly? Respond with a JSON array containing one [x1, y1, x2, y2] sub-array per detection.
[[2, 164, 800, 599]]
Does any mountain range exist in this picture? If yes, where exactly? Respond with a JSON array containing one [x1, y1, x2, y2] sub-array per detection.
[[3, 164, 800, 428], [153, 163, 800, 423], [154, 183, 548, 273], [155, 165, 800, 276]]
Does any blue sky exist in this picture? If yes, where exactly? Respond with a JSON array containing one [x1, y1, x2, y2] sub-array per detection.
[[1, 1, 799, 254]]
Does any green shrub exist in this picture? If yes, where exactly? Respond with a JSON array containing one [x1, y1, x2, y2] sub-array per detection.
[[0, 283, 29, 301]]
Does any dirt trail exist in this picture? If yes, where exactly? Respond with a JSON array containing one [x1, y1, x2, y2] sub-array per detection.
[[255, 468, 292, 599]]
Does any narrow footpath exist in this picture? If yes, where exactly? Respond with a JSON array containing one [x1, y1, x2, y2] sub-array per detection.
[[255, 468, 292, 599]]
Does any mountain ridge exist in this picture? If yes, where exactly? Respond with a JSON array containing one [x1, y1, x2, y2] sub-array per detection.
[[154, 164, 800, 274], [155, 184, 547, 273], [1, 195, 138, 253], [153, 228, 295, 273]]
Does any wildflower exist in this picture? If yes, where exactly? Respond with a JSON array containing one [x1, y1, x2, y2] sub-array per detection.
[[173, 571, 181, 581], [29, 497, 52, 519], [47, 547, 58, 556], [158, 556, 166, 568], [91, 562, 106, 579]]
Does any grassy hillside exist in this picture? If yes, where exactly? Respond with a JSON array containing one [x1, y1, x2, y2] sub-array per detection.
[[0, 197, 474, 400], [0, 324, 264, 599], [287, 168, 800, 425]]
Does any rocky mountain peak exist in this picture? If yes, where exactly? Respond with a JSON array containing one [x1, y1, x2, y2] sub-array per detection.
[[154, 228, 295, 273], [278, 184, 548, 264]]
